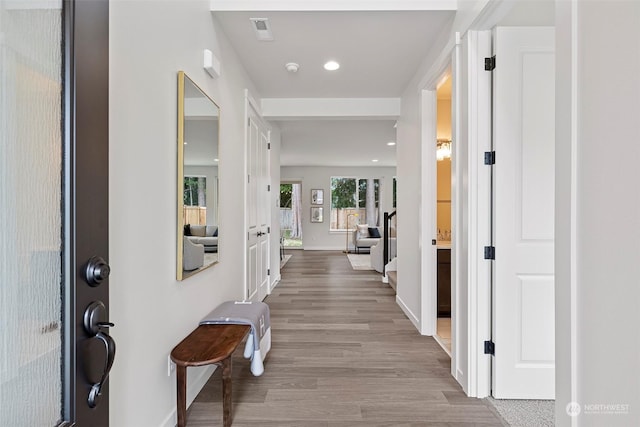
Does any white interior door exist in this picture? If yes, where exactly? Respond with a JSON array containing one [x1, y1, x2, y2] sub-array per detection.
[[246, 101, 270, 302], [492, 26, 555, 399]]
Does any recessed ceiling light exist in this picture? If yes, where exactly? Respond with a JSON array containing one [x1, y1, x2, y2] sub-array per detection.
[[372, 159, 379, 163], [387, 141, 396, 146], [324, 60, 340, 71], [214, 158, 219, 162]]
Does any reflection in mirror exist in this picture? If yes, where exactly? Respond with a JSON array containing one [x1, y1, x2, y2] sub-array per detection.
[[177, 71, 220, 280]]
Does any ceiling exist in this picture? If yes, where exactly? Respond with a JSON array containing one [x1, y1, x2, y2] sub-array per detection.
[[214, 7, 456, 167]]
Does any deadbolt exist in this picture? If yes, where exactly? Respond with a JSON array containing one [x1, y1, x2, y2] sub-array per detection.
[[85, 256, 110, 286]]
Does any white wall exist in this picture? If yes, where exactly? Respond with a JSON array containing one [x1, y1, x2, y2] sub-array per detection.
[[281, 166, 396, 250], [395, 87, 425, 327], [109, 2, 264, 426], [556, 1, 640, 425]]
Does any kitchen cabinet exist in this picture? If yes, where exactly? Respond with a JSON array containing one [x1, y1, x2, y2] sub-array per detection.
[[437, 248, 451, 317]]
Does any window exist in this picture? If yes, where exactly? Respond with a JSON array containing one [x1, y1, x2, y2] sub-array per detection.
[[330, 177, 379, 230], [183, 176, 206, 225]]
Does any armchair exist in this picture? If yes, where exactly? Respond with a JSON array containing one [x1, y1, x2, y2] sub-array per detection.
[[183, 236, 204, 271]]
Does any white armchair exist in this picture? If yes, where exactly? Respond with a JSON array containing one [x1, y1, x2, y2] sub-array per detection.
[[370, 237, 397, 273], [183, 236, 204, 271]]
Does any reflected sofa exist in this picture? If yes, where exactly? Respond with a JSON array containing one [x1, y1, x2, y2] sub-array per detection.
[[184, 224, 218, 252]]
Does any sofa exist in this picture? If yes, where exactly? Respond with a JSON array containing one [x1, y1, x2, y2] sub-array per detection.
[[184, 224, 218, 252], [352, 224, 381, 253]]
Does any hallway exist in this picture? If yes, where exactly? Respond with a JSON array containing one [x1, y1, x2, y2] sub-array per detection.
[[189, 251, 506, 426]]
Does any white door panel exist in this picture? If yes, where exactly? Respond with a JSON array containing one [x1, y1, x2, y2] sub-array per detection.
[[246, 102, 270, 302], [492, 26, 555, 399]]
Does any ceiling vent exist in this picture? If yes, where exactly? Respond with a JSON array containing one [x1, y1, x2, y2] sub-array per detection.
[[250, 18, 273, 41]]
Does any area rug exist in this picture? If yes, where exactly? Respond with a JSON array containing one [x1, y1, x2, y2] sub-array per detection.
[[280, 254, 292, 268], [347, 254, 373, 270], [487, 397, 554, 427]]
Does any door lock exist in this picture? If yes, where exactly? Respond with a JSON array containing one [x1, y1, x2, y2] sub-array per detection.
[[85, 256, 110, 286]]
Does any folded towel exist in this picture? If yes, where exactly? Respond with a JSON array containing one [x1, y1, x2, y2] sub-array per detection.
[[200, 301, 270, 376]]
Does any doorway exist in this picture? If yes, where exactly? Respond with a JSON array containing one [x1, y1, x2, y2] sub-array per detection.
[[279, 182, 303, 249], [435, 74, 452, 355]]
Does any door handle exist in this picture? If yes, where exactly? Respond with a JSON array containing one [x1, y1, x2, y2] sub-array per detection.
[[257, 231, 264, 237], [88, 329, 116, 408], [83, 301, 116, 408]]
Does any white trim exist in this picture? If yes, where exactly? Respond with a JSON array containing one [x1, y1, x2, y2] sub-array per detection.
[[261, 97, 401, 119], [396, 295, 421, 332], [465, 29, 492, 399], [159, 365, 216, 427], [211, 0, 457, 12], [302, 246, 343, 251], [270, 275, 281, 292], [243, 91, 250, 300], [419, 89, 437, 337], [450, 32, 461, 392], [569, 0, 579, 420]]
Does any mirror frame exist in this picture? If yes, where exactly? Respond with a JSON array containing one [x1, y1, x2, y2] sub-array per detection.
[[176, 71, 221, 280]]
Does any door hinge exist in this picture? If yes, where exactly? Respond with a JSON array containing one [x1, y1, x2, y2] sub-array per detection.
[[484, 246, 495, 260], [267, 269, 270, 276], [267, 185, 271, 191], [484, 340, 495, 355], [485, 55, 496, 71], [484, 151, 495, 165], [247, 232, 250, 241], [267, 143, 271, 150], [248, 175, 250, 183], [267, 227, 271, 234]]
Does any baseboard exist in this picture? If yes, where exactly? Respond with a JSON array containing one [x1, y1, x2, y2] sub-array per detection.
[[396, 295, 421, 331], [159, 365, 216, 427], [270, 275, 280, 293], [302, 245, 343, 251]]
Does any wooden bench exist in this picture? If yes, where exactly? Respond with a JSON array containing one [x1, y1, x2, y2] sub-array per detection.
[[171, 324, 251, 427]]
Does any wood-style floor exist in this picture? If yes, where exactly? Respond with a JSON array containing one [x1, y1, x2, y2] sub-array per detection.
[[188, 250, 506, 426]]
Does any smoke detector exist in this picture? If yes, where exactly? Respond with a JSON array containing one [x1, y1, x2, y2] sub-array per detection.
[[285, 62, 299, 73], [250, 18, 273, 41]]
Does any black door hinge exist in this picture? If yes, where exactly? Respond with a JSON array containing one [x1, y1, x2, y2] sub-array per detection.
[[484, 340, 495, 355], [485, 56, 496, 71], [484, 151, 495, 165], [267, 143, 271, 149], [267, 185, 271, 191], [267, 269, 270, 276], [267, 227, 271, 234], [484, 246, 495, 260]]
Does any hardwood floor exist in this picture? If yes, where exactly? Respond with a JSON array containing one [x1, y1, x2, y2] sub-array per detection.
[[189, 251, 506, 426]]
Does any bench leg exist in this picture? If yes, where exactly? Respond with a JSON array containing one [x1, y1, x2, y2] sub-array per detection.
[[221, 357, 233, 427], [176, 365, 187, 427]]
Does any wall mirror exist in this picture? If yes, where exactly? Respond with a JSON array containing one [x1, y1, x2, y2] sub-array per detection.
[[177, 71, 220, 280]]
